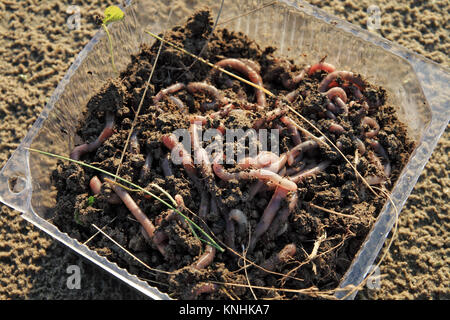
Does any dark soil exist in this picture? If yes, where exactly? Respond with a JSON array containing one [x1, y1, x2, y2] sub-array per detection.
[[49, 10, 415, 300]]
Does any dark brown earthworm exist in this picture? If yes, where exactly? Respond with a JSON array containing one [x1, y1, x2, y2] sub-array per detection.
[[318, 71, 365, 93], [186, 82, 229, 111], [194, 245, 216, 270], [153, 82, 186, 103], [215, 58, 266, 107], [249, 187, 289, 252], [70, 112, 115, 160], [247, 180, 266, 201], [308, 62, 336, 76], [284, 89, 300, 103], [361, 116, 380, 138], [260, 243, 297, 272], [89, 176, 121, 204], [289, 160, 331, 184]]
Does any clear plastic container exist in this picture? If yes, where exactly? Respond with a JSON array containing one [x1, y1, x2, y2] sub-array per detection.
[[0, 0, 448, 300]]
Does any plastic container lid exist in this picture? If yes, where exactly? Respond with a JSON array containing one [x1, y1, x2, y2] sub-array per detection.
[[0, 0, 448, 299]]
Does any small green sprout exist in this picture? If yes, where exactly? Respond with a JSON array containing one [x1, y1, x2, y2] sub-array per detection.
[[87, 195, 96, 207], [101, 5, 125, 75]]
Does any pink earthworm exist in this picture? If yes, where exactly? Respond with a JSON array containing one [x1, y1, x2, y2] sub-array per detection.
[[194, 245, 216, 270], [369, 139, 391, 177], [153, 82, 186, 103], [186, 82, 229, 111], [282, 67, 308, 89], [318, 71, 365, 93], [267, 191, 298, 239], [308, 62, 336, 76], [168, 95, 188, 114], [190, 283, 218, 299], [284, 89, 300, 103], [286, 138, 323, 166], [139, 152, 153, 181], [70, 112, 115, 160], [89, 176, 121, 204], [210, 103, 236, 119], [229, 209, 248, 235], [161, 134, 198, 180], [249, 187, 289, 252], [285, 162, 307, 176], [189, 120, 213, 178], [280, 116, 302, 145], [289, 160, 331, 184], [128, 130, 140, 154], [361, 116, 380, 138], [215, 58, 266, 107], [253, 107, 287, 129], [329, 123, 346, 134], [213, 155, 297, 191], [260, 243, 297, 272], [237, 151, 280, 170], [106, 180, 168, 256], [354, 138, 366, 155], [325, 87, 348, 115], [240, 58, 261, 74]]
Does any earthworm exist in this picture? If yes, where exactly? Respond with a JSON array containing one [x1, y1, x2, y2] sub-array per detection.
[[190, 283, 218, 299], [249, 187, 289, 251], [369, 139, 391, 177], [253, 107, 287, 129], [267, 192, 298, 239], [318, 71, 365, 93], [199, 191, 209, 220], [153, 82, 186, 103], [70, 112, 115, 160], [168, 95, 188, 114], [128, 130, 140, 154], [282, 67, 307, 89], [186, 82, 229, 111], [139, 152, 153, 181], [286, 138, 322, 166], [329, 123, 346, 134], [189, 120, 214, 179], [210, 103, 236, 119], [161, 133, 198, 181], [229, 209, 248, 235], [238, 151, 279, 170], [107, 179, 168, 256], [284, 89, 300, 103], [247, 180, 266, 201], [361, 116, 380, 138], [215, 58, 266, 107], [325, 88, 348, 115], [194, 245, 216, 270], [160, 153, 174, 177], [308, 62, 336, 76], [289, 160, 331, 184], [354, 138, 366, 155], [260, 243, 297, 272], [89, 176, 121, 204], [280, 116, 302, 145]]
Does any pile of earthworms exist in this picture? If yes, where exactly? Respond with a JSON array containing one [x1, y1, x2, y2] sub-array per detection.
[[69, 57, 392, 297]]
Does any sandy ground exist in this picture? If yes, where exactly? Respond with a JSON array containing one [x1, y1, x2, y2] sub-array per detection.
[[0, 0, 448, 299]]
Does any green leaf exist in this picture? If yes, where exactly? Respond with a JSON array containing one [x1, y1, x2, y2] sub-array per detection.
[[102, 5, 124, 25]]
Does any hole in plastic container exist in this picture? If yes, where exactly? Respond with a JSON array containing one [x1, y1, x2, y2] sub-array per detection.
[[8, 173, 28, 194]]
